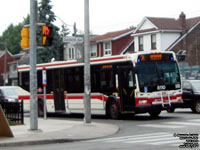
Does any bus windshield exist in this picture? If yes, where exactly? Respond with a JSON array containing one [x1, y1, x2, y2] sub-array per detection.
[[136, 61, 181, 92]]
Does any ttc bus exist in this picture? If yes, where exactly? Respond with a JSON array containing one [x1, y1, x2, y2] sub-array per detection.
[[18, 51, 183, 119]]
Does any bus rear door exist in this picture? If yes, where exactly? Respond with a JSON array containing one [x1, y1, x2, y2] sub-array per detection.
[[118, 66, 136, 112]]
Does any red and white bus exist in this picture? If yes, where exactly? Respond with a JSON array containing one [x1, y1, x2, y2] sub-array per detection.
[[18, 51, 183, 119]]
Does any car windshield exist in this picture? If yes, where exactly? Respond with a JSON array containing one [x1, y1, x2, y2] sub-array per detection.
[[136, 61, 181, 92], [2, 88, 18, 97], [191, 81, 200, 92]]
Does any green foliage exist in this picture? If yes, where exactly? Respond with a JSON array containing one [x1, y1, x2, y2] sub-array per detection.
[[0, 15, 30, 54], [0, 0, 69, 63], [37, 0, 65, 63], [0, 24, 21, 54]]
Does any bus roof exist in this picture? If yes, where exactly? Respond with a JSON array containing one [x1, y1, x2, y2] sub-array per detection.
[[17, 51, 176, 72], [17, 55, 129, 72]]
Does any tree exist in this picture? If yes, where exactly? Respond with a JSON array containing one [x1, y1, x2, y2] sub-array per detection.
[[0, 15, 30, 54], [0, 0, 68, 62], [37, 0, 65, 63], [0, 24, 21, 54]]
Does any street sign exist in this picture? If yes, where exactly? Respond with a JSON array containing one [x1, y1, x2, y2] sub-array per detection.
[[63, 36, 83, 44]]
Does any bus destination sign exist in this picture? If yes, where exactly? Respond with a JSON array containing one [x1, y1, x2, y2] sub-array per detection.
[[137, 53, 174, 62]]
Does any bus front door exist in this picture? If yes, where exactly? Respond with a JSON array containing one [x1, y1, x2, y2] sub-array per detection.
[[52, 69, 66, 112], [118, 67, 136, 112]]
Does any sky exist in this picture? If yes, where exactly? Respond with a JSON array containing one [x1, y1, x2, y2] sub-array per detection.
[[0, 0, 200, 36]]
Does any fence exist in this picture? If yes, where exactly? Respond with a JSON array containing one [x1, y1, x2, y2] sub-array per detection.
[[0, 101, 24, 125]]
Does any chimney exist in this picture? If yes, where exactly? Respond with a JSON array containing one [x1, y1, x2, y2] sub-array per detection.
[[179, 12, 187, 50], [179, 12, 186, 33]]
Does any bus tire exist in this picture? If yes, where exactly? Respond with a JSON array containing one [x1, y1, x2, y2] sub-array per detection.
[[149, 110, 161, 118], [38, 99, 44, 117], [106, 99, 121, 119], [191, 100, 200, 113]]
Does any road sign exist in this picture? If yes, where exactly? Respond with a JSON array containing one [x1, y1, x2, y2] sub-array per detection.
[[63, 36, 83, 44]]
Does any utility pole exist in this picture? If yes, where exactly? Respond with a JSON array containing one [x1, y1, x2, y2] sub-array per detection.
[[3, 46, 7, 86], [0, 42, 8, 86], [83, 0, 91, 123], [30, 0, 38, 130]]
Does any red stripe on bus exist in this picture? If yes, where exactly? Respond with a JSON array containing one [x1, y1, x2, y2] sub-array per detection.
[[18, 56, 126, 70], [19, 94, 109, 102]]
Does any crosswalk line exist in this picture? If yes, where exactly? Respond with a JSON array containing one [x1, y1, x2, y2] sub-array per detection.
[[138, 124, 184, 128], [165, 121, 200, 126], [124, 135, 177, 144], [90, 132, 168, 142], [188, 119, 200, 122], [90, 132, 182, 147], [147, 139, 182, 145], [106, 133, 172, 143]]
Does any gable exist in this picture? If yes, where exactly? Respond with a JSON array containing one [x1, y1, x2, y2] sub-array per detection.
[[139, 18, 158, 30]]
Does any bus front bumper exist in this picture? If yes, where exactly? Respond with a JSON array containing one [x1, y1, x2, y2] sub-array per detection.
[[134, 101, 184, 114]]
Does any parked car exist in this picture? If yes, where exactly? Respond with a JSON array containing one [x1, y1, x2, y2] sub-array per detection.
[[0, 86, 29, 103], [167, 80, 200, 113], [182, 80, 200, 113]]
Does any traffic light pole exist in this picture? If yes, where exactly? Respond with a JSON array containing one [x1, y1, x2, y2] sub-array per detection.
[[30, 0, 38, 130], [83, 0, 91, 124]]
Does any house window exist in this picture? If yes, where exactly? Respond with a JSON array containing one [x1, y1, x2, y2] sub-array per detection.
[[104, 42, 112, 56], [151, 34, 156, 50], [138, 36, 143, 51], [68, 47, 75, 60], [91, 44, 97, 57]]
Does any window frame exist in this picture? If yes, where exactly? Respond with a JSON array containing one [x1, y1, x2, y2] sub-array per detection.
[[90, 44, 97, 57], [138, 36, 143, 51], [68, 46, 75, 60], [151, 34, 157, 50], [104, 41, 112, 56]]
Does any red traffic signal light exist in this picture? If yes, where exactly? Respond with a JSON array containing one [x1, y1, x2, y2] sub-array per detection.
[[42, 26, 53, 46]]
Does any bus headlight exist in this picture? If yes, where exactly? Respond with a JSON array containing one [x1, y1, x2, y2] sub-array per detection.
[[139, 100, 148, 104]]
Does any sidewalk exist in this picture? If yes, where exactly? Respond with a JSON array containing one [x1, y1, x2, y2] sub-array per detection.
[[0, 117, 119, 147]]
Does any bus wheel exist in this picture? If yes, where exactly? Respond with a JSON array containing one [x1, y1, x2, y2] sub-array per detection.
[[108, 100, 121, 119], [149, 110, 161, 118], [191, 100, 200, 113], [38, 100, 44, 117]]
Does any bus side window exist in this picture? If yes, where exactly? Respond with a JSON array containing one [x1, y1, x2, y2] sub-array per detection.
[[100, 70, 114, 92], [91, 71, 100, 92]]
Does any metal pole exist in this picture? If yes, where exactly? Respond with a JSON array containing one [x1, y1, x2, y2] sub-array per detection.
[[30, 0, 38, 130], [43, 87, 47, 119], [83, 0, 91, 123], [3, 43, 7, 86], [42, 67, 47, 120]]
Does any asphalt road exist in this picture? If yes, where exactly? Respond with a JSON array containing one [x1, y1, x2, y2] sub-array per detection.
[[2, 108, 200, 150]]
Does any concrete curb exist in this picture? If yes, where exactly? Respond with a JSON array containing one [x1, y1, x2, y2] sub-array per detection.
[[0, 120, 120, 147]]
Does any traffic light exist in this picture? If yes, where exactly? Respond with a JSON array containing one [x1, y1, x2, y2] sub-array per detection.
[[20, 27, 30, 49], [42, 26, 53, 46]]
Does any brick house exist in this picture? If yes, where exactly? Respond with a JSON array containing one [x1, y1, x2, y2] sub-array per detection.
[[0, 50, 14, 85], [132, 12, 200, 66], [90, 28, 135, 57]]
